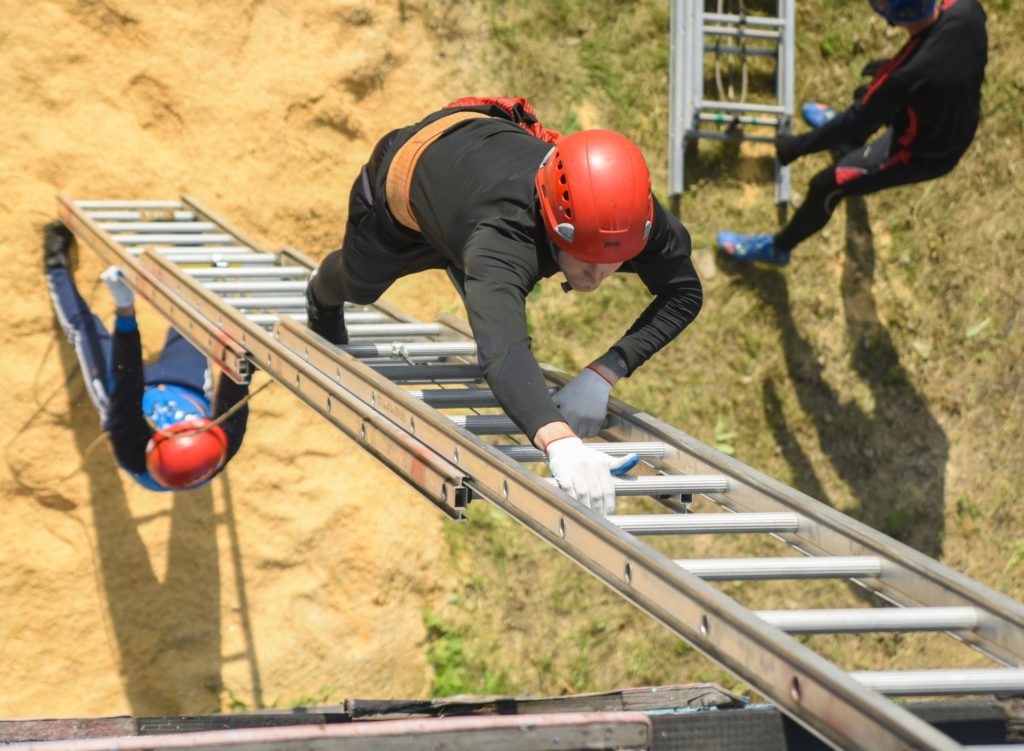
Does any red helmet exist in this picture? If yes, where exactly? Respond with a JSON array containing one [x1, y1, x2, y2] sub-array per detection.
[[145, 418, 228, 489], [535, 129, 654, 264]]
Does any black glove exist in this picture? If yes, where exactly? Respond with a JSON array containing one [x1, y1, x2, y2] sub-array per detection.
[[775, 134, 803, 167]]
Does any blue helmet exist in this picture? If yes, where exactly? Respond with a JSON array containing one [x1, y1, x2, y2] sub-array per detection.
[[868, 0, 937, 24]]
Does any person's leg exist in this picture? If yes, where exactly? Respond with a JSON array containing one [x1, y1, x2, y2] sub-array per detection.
[[46, 266, 114, 421], [775, 130, 905, 253], [773, 166, 848, 252], [144, 328, 210, 396], [308, 131, 446, 343]]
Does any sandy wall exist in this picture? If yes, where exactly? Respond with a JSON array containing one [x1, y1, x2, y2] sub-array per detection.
[[0, 0, 480, 716]]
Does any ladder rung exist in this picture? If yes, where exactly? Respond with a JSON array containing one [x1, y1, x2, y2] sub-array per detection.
[[757, 607, 980, 634], [407, 387, 504, 408], [76, 200, 183, 208], [496, 442, 667, 463], [612, 475, 728, 496], [700, 100, 786, 115], [612, 512, 799, 535], [86, 210, 196, 221], [337, 312, 390, 324], [245, 311, 389, 325], [699, 113, 779, 128], [703, 44, 777, 59], [224, 295, 306, 309], [248, 312, 300, 326], [97, 221, 216, 232], [690, 130, 777, 144], [158, 252, 279, 265], [704, 25, 781, 40], [546, 476, 728, 498], [349, 324, 443, 338], [450, 414, 520, 435], [703, 11, 785, 28], [185, 267, 308, 279], [850, 669, 1024, 697], [131, 245, 253, 256], [370, 364, 484, 383], [674, 556, 882, 581], [343, 340, 475, 358], [116, 233, 234, 245], [204, 280, 308, 293]]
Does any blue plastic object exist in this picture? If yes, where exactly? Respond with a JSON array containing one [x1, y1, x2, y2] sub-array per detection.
[[610, 453, 640, 477], [801, 102, 837, 129]]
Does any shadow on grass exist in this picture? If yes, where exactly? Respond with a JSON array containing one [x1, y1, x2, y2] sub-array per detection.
[[716, 197, 948, 557]]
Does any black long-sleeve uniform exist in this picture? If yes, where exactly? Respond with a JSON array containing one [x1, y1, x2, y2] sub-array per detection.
[[104, 326, 249, 477], [774, 0, 987, 251], [788, 0, 987, 169], [314, 105, 702, 439]]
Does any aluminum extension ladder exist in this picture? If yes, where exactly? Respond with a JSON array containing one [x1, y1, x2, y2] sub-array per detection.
[[668, 0, 795, 212], [56, 194, 1024, 751]]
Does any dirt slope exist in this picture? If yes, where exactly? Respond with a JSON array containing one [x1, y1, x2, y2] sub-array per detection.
[[0, 0, 483, 716]]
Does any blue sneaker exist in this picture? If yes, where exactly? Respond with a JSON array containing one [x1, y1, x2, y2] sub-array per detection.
[[717, 231, 790, 266], [801, 102, 837, 129]]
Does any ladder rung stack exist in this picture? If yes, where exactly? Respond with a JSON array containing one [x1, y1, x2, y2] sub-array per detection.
[[669, 0, 796, 208], [56, 193, 1024, 751]]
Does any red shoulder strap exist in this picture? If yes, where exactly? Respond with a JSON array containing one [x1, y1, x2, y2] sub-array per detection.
[[444, 96, 562, 145]]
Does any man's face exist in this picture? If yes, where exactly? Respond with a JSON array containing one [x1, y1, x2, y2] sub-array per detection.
[[556, 250, 622, 293]]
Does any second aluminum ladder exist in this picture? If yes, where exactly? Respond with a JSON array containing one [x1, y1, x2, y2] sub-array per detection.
[[668, 0, 796, 213]]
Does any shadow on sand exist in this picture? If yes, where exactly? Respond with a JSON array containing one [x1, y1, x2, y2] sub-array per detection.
[[54, 323, 263, 713]]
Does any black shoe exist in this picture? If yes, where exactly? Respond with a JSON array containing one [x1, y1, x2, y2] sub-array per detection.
[[305, 282, 348, 345], [43, 220, 74, 270], [775, 134, 802, 167]]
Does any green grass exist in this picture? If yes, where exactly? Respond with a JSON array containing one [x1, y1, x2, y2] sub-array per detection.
[[424, 0, 1024, 698]]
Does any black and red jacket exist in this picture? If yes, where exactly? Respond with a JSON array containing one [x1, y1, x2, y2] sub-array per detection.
[[792, 0, 987, 171]]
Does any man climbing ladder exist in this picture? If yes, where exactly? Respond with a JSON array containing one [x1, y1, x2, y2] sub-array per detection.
[[305, 97, 704, 514], [717, 0, 988, 266], [44, 221, 250, 490]]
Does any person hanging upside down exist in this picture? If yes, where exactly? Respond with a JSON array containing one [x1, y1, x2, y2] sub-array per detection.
[[305, 97, 703, 514], [717, 0, 988, 266], [44, 221, 250, 491]]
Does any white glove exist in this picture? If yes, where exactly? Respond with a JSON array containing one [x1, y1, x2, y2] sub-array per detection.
[[100, 266, 135, 308], [546, 436, 636, 515], [552, 367, 612, 438]]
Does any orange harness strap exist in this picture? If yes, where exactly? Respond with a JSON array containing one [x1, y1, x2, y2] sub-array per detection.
[[385, 111, 490, 232]]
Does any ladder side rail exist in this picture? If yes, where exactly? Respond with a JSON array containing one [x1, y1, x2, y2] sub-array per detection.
[[277, 319, 960, 751], [597, 399, 1024, 666], [136, 252, 470, 519], [669, 0, 686, 200], [182, 194, 275, 255], [56, 194, 250, 383], [775, 0, 795, 207], [691, 0, 705, 139]]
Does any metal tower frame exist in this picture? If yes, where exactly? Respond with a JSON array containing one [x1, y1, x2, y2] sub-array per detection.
[[669, 0, 796, 211]]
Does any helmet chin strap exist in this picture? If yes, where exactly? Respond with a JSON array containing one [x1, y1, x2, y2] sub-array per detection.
[[545, 236, 574, 292]]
